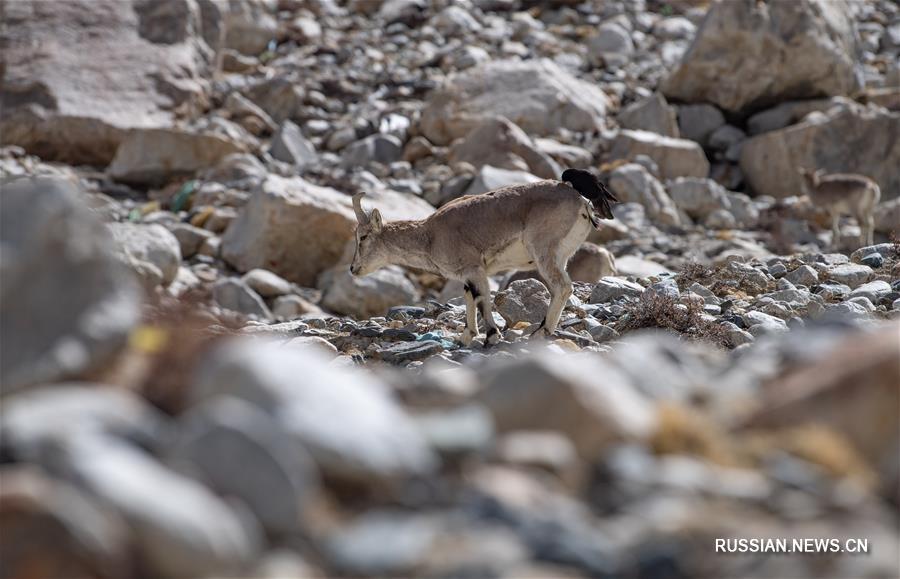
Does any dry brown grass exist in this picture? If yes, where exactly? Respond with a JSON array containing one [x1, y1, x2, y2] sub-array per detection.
[[618, 292, 731, 347]]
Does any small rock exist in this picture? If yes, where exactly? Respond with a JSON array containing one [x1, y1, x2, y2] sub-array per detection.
[[588, 323, 619, 343], [375, 341, 444, 364], [589, 277, 645, 303], [213, 278, 272, 319], [666, 177, 731, 222], [342, 134, 403, 168], [849, 280, 892, 303], [463, 165, 541, 197], [269, 120, 317, 166], [168, 223, 214, 259], [494, 279, 550, 326], [497, 430, 579, 479], [677, 103, 726, 146], [109, 222, 182, 286], [860, 253, 884, 269], [618, 92, 679, 138], [827, 263, 873, 289], [745, 310, 789, 336], [1, 178, 140, 393], [242, 269, 292, 298], [608, 163, 681, 225], [784, 265, 819, 287], [326, 511, 438, 576], [414, 404, 494, 456], [0, 467, 130, 578]]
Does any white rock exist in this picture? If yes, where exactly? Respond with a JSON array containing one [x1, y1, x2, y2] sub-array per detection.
[[610, 130, 709, 180], [608, 163, 681, 226], [463, 165, 541, 197], [420, 59, 611, 145], [1, 179, 141, 392], [1, 0, 212, 165], [242, 269, 292, 298], [618, 92, 680, 138], [108, 223, 182, 286], [666, 177, 732, 222], [449, 117, 560, 179], [662, 0, 862, 113], [221, 176, 433, 285], [108, 129, 245, 186], [740, 103, 900, 201]]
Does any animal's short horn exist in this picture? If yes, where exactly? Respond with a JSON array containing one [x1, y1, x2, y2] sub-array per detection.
[[352, 192, 369, 224]]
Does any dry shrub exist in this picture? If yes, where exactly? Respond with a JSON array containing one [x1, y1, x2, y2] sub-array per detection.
[[674, 261, 711, 290], [619, 292, 730, 347], [675, 260, 770, 298]]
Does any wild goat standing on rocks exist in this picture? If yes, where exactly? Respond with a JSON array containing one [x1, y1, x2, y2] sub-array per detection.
[[799, 168, 881, 247], [350, 169, 619, 346]]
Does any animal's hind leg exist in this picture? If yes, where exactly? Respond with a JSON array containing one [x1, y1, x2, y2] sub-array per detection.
[[531, 250, 572, 338], [467, 271, 501, 346]]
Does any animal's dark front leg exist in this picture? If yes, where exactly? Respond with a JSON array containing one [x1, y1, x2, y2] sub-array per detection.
[[460, 280, 479, 345], [471, 274, 501, 346]]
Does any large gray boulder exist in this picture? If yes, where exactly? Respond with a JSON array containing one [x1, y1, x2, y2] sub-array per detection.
[[192, 339, 438, 482], [0, 178, 141, 393], [167, 397, 319, 535], [55, 433, 261, 578], [318, 265, 419, 319], [609, 130, 709, 180], [463, 165, 541, 197], [221, 176, 434, 285], [661, 0, 863, 113], [476, 349, 656, 459], [666, 177, 733, 223], [618, 92, 680, 138], [740, 105, 900, 199], [448, 117, 561, 179], [607, 163, 681, 226], [108, 128, 246, 186], [0, 0, 216, 165], [420, 59, 611, 145]]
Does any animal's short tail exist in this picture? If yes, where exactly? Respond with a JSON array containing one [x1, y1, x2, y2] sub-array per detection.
[[561, 168, 619, 220]]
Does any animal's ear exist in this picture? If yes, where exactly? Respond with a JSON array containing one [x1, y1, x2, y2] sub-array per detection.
[[370, 208, 383, 232]]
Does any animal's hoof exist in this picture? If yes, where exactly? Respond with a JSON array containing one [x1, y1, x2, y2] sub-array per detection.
[[485, 329, 502, 346], [459, 329, 476, 346], [527, 322, 548, 339]]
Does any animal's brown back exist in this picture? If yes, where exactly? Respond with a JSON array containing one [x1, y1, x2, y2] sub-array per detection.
[[810, 174, 876, 201]]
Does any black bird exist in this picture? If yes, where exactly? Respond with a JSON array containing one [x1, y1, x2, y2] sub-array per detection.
[[561, 168, 619, 220]]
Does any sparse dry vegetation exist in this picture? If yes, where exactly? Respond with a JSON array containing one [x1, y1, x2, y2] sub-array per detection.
[[618, 292, 730, 347]]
